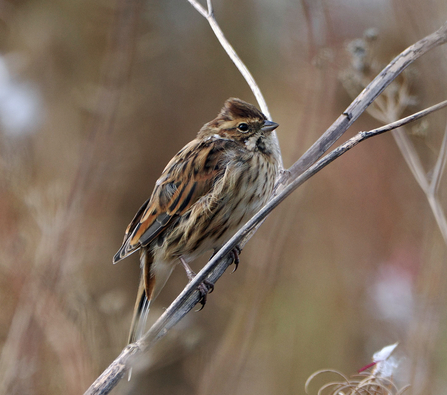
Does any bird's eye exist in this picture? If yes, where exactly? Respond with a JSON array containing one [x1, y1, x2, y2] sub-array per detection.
[[237, 123, 249, 132]]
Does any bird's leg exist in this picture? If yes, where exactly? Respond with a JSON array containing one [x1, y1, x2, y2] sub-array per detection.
[[179, 256, 196, 282], [179, 256, 214, 310]]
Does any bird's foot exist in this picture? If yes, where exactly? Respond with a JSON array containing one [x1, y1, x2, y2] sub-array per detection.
[[179, 257, 214, 310], [230, 245, 241, 273]]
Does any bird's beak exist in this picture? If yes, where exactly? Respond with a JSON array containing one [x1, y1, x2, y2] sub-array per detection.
[[261, 120, 279, 133]]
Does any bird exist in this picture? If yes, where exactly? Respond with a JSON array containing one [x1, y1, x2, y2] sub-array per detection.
[[113, 98, 280, 344]]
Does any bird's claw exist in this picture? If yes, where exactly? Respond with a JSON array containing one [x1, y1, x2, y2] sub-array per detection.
[[197, 279, 214, 311], [230, 246, 241, 273]]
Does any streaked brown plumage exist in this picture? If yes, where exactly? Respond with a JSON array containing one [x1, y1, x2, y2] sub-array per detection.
[[114, 98, 280, 343]]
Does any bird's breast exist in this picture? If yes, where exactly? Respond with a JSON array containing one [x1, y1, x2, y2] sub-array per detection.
[[154, 150, 278, 262]]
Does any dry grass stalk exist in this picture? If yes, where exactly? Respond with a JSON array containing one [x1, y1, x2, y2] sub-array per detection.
[[341, 30, 447, 244]]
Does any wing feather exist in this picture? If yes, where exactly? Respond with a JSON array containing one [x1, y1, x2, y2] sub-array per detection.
[[113, 137, 234, 263]]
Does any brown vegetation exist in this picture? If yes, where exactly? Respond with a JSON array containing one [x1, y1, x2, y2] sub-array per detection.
[[0, 1, 446, 394]]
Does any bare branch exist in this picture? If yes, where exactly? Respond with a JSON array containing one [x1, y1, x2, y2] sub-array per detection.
[[83, 345, 140, 395], [279, 21, 447, 185], [187, 0, 269, 118], [342, 24, 447, 247], [361, 100, 447, 138], [206, 0, 213, 15], [206, 17, 270, 119], [186, 0, 208, 18], [392, 128, 430, 191], [186, 0, 284, 169]]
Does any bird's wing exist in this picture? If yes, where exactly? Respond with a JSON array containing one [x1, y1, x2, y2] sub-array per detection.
[[113, 137, 234, 263]]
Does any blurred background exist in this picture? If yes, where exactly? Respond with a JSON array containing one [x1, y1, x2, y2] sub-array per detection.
[[0, 0, 446, 394]]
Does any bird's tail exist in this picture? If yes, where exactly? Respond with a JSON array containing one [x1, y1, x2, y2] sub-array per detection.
[[128, 250, 176, 344], [128, 274, 151, 344], [128, 250, 154, 344]]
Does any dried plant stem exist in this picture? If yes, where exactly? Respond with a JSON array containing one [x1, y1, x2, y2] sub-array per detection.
[[186, 0, 283, 169], [186, 0, 268, 118], [393, 127, 447, 244], [393, 128, 429, 190], [430, 122, 447, 195], [342, 26, 447, 246], [280, 21, 447, 184], [390, 123, 447, 244], [426, 123, 447, 243], [362, 74, 447, 245], [361, 101, 447, 136]]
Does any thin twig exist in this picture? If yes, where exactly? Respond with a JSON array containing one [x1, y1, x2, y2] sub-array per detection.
[[186, 0, 283, 169], [279, 20, 447, 185], [392, 128, 430, 191], [361, 100, 447, 138], [187, 0, 262, 111], [429, 122, 447, 195], [187, 0, 207, 17], [206, 0, 213, 16], [342, 27, 447, 246]]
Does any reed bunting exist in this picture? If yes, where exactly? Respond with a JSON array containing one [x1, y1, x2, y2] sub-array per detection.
[[114, 98, 280, 343]]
